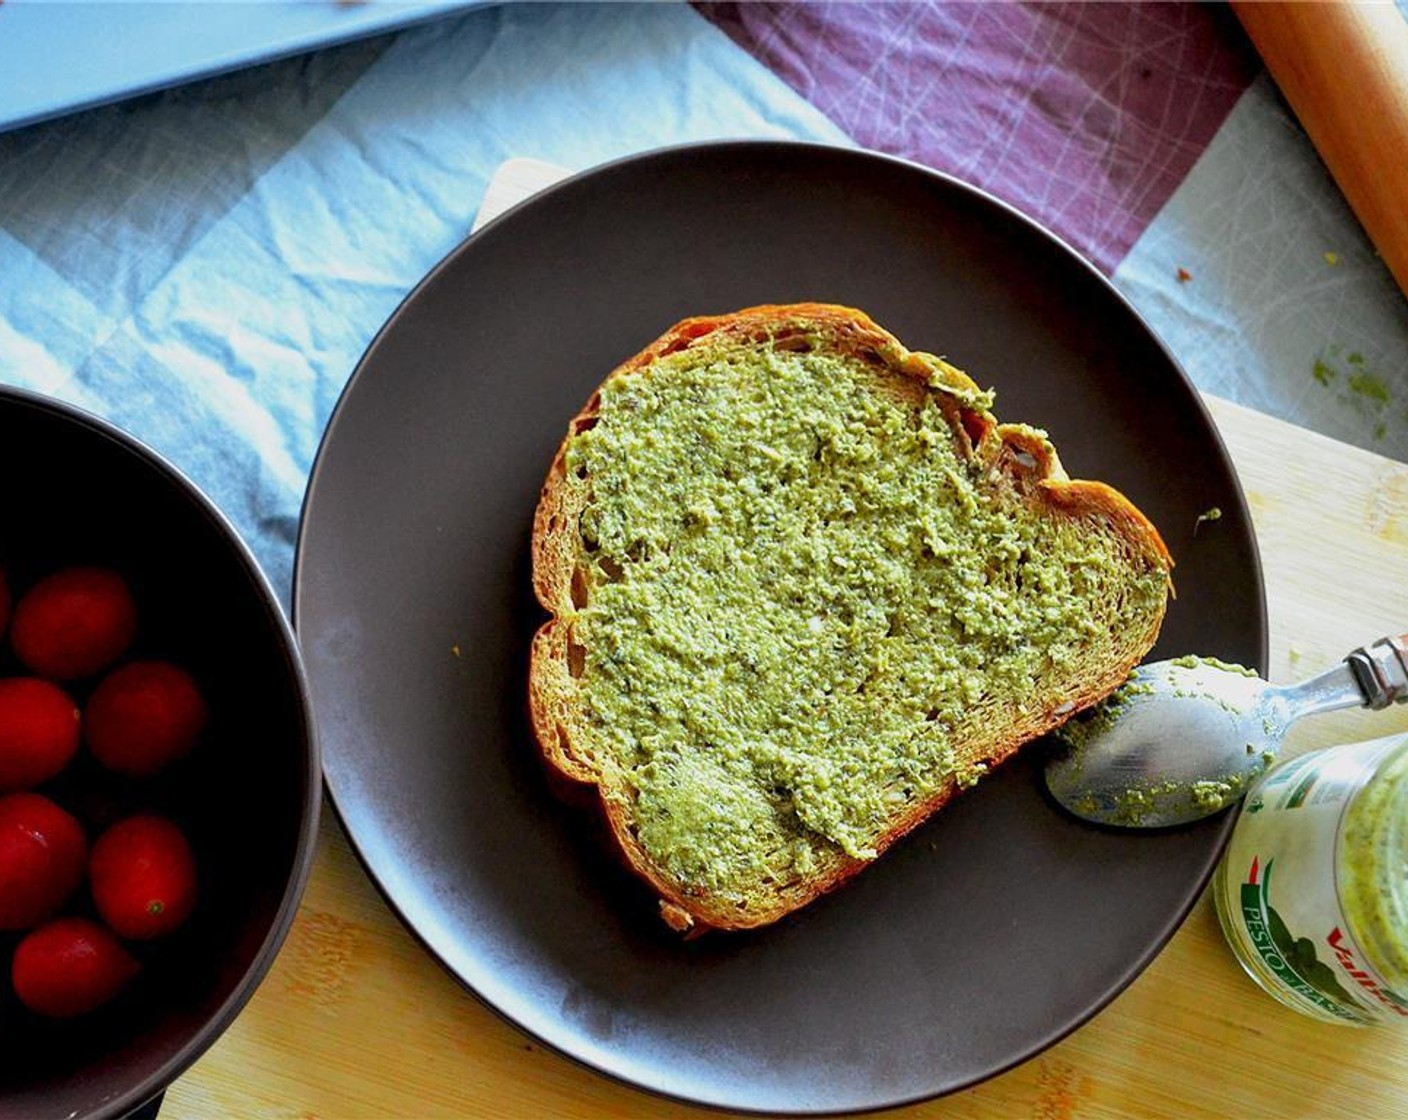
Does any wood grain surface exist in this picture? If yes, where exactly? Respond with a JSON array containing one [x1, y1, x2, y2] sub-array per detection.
[[1233, 0, 1408, 302], [162, 162, 1408, 1119]]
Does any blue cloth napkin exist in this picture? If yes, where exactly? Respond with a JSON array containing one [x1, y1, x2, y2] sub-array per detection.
[[0, 3, 849, 603]]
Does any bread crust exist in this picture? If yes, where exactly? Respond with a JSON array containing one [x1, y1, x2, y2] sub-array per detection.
[[529, 303, 1171, 933]]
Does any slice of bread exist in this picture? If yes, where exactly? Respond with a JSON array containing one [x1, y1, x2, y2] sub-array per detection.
[[529, 303, 1172, 933]]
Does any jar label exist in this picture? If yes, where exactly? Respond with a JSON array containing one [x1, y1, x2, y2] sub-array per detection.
[[1216, 737, 1408, 1025]]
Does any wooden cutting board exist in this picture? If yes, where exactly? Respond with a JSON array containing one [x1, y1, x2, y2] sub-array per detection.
[[161, 162, 1408, 1119], [1234, 1, 1408, 302]]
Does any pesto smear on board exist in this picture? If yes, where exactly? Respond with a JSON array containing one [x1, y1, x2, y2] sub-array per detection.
[[562, 341, 1168, 901]]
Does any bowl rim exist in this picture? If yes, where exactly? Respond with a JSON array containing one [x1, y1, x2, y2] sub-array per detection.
[[0, 383, 322, 1120]]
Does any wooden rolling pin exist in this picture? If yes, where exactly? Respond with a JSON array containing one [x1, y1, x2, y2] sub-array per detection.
[[1233, 1, 1408, 303]]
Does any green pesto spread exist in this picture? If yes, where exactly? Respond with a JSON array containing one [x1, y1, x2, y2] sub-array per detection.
[[1191, 775, 1247, 812], [1168, 654, 1258, 677], [1078, 772, 1252, 826], [563, 341, 1168, 902]]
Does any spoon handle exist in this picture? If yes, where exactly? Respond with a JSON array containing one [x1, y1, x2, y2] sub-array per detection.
[[1271, 636, 1408, 723], [1346, 635, 1408, 710]]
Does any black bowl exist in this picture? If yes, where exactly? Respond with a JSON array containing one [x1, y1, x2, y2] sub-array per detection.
[[0, 386, 319, 1120]]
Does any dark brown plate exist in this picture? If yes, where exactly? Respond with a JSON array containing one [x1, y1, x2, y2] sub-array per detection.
[[293, 142, 1265, 1115]]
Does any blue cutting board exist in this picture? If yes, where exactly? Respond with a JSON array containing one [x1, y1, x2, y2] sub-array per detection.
[[0, 1, 486, 134]]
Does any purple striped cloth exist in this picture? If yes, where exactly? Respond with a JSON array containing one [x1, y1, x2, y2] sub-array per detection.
[[698, 1, 1259, 273]]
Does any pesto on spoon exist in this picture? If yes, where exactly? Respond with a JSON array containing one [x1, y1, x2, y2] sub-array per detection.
[[1045, 637, 1408, 828]]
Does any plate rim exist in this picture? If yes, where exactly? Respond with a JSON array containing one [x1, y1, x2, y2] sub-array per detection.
[[292, 138, 1268, 1116]]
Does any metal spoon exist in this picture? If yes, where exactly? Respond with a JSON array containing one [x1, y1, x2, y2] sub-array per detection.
[[1045, 636, 1408, 828]]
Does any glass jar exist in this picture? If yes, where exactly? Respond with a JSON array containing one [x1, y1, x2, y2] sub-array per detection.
[[1213, 732, 1408, 1025]]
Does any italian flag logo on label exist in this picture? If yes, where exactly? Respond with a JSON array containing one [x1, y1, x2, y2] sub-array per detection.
[[1240, 857, 1364, 1023]]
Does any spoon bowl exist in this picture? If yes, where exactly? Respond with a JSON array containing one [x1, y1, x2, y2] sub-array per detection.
[[1045, 661, 1281, 827], [1045, 638, 1407, 828]]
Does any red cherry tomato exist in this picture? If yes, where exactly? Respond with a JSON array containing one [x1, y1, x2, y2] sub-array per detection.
[[12, 917, 140, 1017], [0, 678, 81, 791], [89, 816, 196, 940], [85, 661, 207, 777], [10, 568, 138, 680], [0, 793, 87, 931]]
